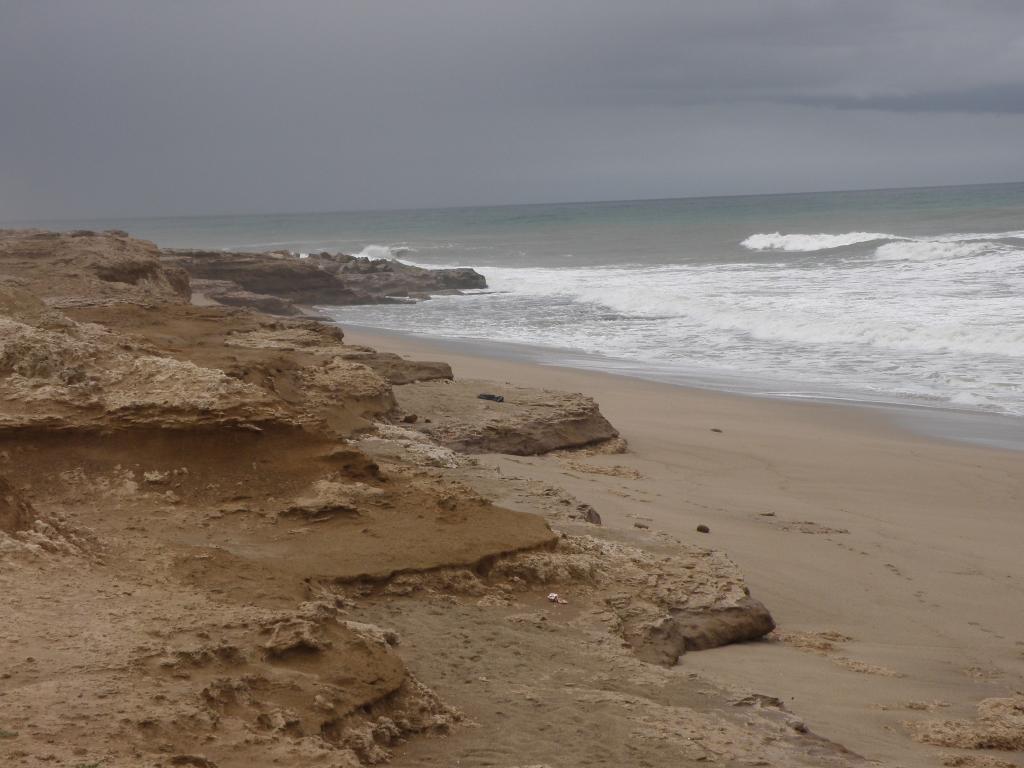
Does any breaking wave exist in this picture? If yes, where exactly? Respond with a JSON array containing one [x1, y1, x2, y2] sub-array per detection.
[[742, 232, 898, 251], [743, 229, 1024, 254], [873, 240, 993, 262], [352, 244, 416, 261], [328, 237, 1024, 416]]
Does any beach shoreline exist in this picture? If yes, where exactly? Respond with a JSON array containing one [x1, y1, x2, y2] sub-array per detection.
[[2, 226, 1021, 766], [334, 321, 1024, 453], [345, 324, 1024, 768]]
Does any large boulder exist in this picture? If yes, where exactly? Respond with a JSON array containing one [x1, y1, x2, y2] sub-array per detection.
[[393, 378, 620, 455], [337, 347, 454, 385], [492, 534, 776, 665]]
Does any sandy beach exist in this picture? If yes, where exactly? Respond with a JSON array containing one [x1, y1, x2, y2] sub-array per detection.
[[2, 229, 1021, 768], [346, 326, 1024, 768], [6, 4, 1024, 765]]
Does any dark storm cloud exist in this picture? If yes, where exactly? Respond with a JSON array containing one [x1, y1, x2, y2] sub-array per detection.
[[1, 0, 1023, 219]]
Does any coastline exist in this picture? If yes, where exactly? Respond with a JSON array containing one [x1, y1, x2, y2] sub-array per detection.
[[333, 321, 1024, 453], [345, 324, 1024, 768], [3, 226, 1020, 766]]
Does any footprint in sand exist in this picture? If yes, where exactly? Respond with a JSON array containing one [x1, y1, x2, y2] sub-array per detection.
[[884, 562, 913, 581]]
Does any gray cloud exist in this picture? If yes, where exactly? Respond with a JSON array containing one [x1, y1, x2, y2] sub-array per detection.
[[1, 0, 1023, 220], [791, 83, 1024, 114]]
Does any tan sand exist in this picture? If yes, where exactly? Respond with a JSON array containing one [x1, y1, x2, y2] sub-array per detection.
[[5, 230, 838, 767], [3, 230, 1019, 766], [345, 327, 1024, 768]]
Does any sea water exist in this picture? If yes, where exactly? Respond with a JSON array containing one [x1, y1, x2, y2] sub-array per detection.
[[19, 182, 1024, 431]]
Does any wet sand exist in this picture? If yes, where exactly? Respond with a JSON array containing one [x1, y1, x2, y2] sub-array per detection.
[[346, 327, 1024, 768]]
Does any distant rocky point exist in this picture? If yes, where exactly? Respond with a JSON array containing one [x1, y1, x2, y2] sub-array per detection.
[[163, 245, 487, 314]]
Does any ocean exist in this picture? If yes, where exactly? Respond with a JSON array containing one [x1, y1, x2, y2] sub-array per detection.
[[18, 181, 1024, 434]]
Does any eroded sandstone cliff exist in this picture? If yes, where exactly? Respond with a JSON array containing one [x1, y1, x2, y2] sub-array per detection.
[[0, 230, 832, 768]]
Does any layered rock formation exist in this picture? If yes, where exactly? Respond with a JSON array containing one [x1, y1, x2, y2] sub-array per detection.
[[501, 536, 776, 665], [0, 230, 548, 765], [336, 347, 454, 385], [393, 378, 621, 454], [0, 229, 798, 768], [0, 229, 190, 307], [164, 247, 486, 311], [190, 278, 305, 316], [907, 695, 1024, 751]]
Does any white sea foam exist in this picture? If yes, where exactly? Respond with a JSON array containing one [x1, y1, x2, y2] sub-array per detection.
[[930, 230, 1024, 242], [873, 240, 993, 261], [741, 232, 898, 251], [352, 244, 416, 261], [743, 229, 1024, 253], [481, 262, 1024, 357], [329, 236, 1024, 416]]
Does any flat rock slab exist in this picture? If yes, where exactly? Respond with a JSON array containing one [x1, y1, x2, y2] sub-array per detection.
[[394, 378, 619, 455], [190, 278, 303, 316], [338, 347, 453, 385], [493, 534, 775, 665], [162, 248, 486, 305]]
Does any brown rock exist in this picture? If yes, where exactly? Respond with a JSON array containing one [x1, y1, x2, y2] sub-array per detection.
[[628, 599, 775, 666], [0, 229, 191, 307], [161, 248, 486, 306], [0, 476, 33, 534], [492, 535, 775, 666], [337, 348, 454, 384], [576, 502, 602, 525], [394, 378, 620, 455], [0, 311, 289, 431], [190, 278, 303, 316], [907, 695, 1024, 751]]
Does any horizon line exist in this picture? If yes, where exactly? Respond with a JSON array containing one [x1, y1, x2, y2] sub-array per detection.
[[4, 177, 1024, 226]]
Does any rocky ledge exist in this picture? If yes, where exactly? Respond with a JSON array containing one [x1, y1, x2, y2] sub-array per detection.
[[164, 247, 486, 313], [393, 378, 622, 455], [0, 229, 797, 768]]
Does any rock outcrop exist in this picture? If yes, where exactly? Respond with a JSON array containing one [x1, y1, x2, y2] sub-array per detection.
[[190, 278, 304, 315], [393, 378, 621, 454], [491, 534, 775, 665], [0, 227, 558, 766], [0, 228, 795, 768], [162, 248, 486, 306], [0, 295, 290, 431], [906, 695, 1024, 751], [0, 229, 190, 307], [338, 347, 454, 385], [0, 476, 33, 534]]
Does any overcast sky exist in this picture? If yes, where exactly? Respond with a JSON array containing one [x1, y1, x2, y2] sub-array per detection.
[[2, 0, 1023, 220]]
